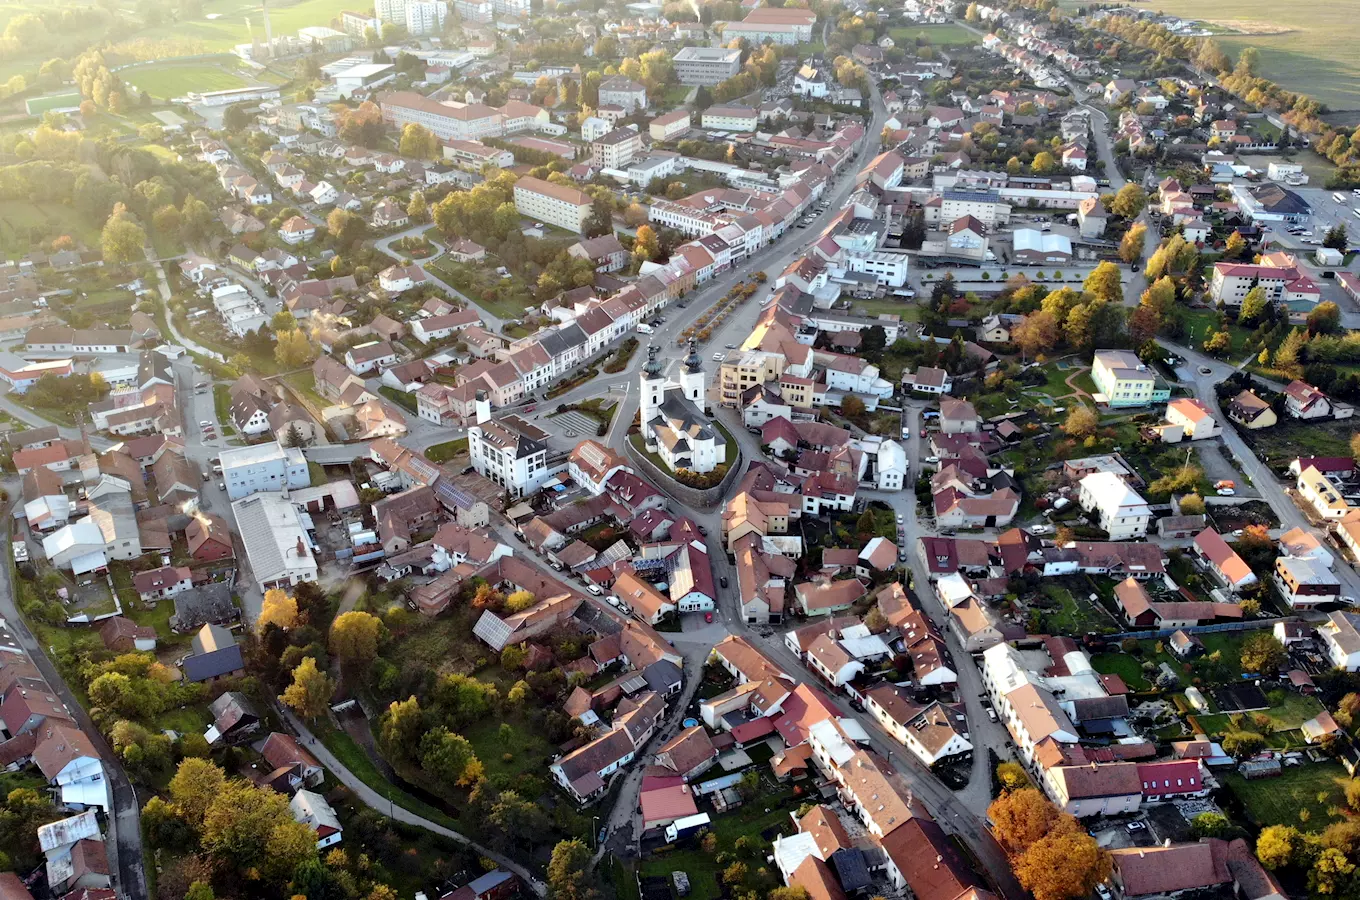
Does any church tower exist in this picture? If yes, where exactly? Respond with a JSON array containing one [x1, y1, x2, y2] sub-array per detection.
[[678, 338, 706, 411], [640, 343, 665, 450]]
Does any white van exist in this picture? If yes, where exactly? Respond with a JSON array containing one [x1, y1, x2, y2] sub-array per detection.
[[636, 323, 654, 334]]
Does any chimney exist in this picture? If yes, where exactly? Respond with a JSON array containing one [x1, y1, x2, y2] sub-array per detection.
[[296, 537, 306, 557]]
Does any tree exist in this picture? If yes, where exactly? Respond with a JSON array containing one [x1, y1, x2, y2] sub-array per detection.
[[327, 208, 365, 248], [1203, 330, 1232, 356], [997, 761, 1029, 792], [1310, 847, 1355, 895], [504, 590, 536, 613], [842, 395, 866, 419], [168, 758, 227, 830], [1063, 405, 1098, 439], [330, 611, 383, 664], [1031, 151, 1058, 175], [633, 224, 660, 262], [1308, 301, 1343, 335], [1351, 432, 1360, 465], [1013, 311, 1059, 359], [1191, 811, 1235, 838], [623, 203, 648, 227], [1257, 825, 1299, 869], [152, 204, 181, 236], [202, 779, 316, 878], [101, 216, 145, 266], [184, 883, 215, 900], [271, 310, 297, 334], [274, 329, 315, 368], [1014, 827, 1112, 900], [1083, 262, 1123, 303], [257, 589, 299, 633], [1239, 286, 1271, 328], [1274, 328, 1307, 374], [1110, 184, 1148, 219], [1221, 730, 1266, 759], [1225, 230, 1247, 259], [399, 123, 438, 159], [419, 727, 483, 787], [280, 657, 335, 719], [1324, 224, 1348, 251], [1179, 494, 1206, 515], [1119, 223, 1148, 264], [1240, 632, 1286, 675], [547, 839, 596, 900], [407, 190, 427, 222], [987, 788, 1061, 856]]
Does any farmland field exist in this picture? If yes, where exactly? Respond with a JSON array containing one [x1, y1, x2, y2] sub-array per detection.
[[121, 62, 252, 99], [889, 23, 977, 47], [1092, 0, 1360, 110]]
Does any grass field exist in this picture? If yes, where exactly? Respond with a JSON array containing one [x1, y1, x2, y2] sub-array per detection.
[[0, 201, 101, 258], [1091, 652, 1151, 691], [131, 0, 362, 53], [889, 23, 977, 46], [121, 62, 250, 99], [1225, 761, 1348, 832], [1094, 0, 1360, 110], [1181, 309, 1254, 359]]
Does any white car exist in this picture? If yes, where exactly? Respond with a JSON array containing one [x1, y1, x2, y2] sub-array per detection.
[[1217, 488, 1236, 496], [199, 420, 213, 428], [924, 455, 939, 464], [712, 352, 724, 361], [895, 514, 903, 524], [586, 584, 603, 596]]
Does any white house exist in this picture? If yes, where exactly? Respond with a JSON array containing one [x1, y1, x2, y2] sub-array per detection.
[[378, 265, 428, 294], [290, 790, 343, 849], [1079, 472, 1151, 539], [864, 685, 971, 766], [218, 441, 310, 501], [1320, 611, 1360, 671]]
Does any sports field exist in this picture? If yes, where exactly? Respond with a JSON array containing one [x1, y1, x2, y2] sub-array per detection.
[[888, 23, 977, 47], [132, 0, 360, 52], [1094, 0, 1360, 111], [121, 62, 250, 99]]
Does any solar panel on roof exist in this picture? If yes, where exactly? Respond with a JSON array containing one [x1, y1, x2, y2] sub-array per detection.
[[407, 456, 440, 484], [619, 674, 648, 694], [436, 482, 477, 510]]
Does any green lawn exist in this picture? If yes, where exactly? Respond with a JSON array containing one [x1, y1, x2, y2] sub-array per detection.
[[1236, 417, 1356, 468], [128, 0, 366, 52], [121, 62, 249, 99], [1037, 584, 1114, 633], [1181, 309, 1253, 358], [425, 438, 468, 463], [1225, 761, 1349, 832], [1090, 652, 1150, 691], [0, 200, 101, 258], [889, 23, 978, 45], [314, 723, 461, 830], [460, 717, 551, 781], [638, 783, 798, 900], [845, 298, 922, 320], [378, 385, 418, 414]]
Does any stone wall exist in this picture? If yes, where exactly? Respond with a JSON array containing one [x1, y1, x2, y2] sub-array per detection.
[[623, 437, 744, 509]]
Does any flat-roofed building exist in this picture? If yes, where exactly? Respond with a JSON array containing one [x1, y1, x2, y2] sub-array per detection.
[[701, 105, 758, 132], [673, 46, 743, 84]]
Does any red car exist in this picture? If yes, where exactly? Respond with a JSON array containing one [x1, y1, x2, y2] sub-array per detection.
[[705, 612, 714, 623], [919, 429, 927, 438]]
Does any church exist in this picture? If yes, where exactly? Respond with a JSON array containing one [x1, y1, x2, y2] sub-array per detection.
[[640, 340, 725, 474]]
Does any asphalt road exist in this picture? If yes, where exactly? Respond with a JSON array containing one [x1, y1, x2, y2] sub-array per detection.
[[0, 500, 147, 900]]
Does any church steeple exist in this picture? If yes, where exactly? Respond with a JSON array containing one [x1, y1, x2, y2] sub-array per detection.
[[684, 338, 702, 373]]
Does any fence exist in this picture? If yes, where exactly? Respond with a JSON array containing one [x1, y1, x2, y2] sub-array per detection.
[[1107, 616, 1297, 642]]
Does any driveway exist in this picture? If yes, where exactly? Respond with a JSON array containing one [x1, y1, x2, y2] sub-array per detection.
[[1195, 441, 1260, 498]]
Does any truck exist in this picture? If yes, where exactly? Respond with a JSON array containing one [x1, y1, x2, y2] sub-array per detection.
[[636, 323, 655, 334], [664, 813, 711, 844]]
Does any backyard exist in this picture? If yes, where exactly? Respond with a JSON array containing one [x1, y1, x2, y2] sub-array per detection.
[[1034, 584, 1117, 634], [636, 781, 801, 900], [1225, 761, 1349, 832], [1235, 417, 1356, 468], [1181, 309, 1254, 359]]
